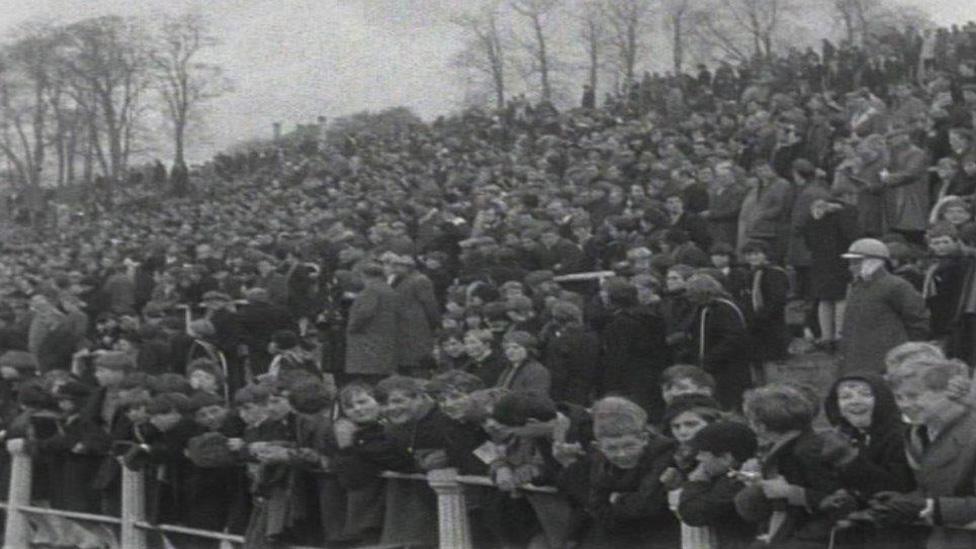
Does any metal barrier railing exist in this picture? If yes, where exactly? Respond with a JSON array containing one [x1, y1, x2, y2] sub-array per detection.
[[0, 439, 558, 549]]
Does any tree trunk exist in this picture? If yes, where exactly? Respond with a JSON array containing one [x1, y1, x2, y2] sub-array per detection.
[[174, 120, 185, 166], [588, 31, 599, 94], [673, 16, 684, 73], [532, 15, 551, 102]]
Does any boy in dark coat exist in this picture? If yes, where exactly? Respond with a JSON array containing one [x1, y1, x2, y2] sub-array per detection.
[[678, 421, 759, 549], [567, 396, 679, 549]]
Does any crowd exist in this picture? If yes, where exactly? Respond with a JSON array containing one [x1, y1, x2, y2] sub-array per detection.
[[0, 20, 975, 549]]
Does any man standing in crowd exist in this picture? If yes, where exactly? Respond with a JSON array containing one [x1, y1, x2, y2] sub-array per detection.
[[840, 238, 929, 375]]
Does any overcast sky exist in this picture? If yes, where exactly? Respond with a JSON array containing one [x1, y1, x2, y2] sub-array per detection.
[[0, 0, 972, 162]]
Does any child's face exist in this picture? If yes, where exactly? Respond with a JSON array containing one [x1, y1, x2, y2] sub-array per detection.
[[670, 411, 710, 444], [710, 254, 730, 269], [695, 450, 735, 478], [929, 235, 959, 256], [343, 390, 381, 424], [239, 402, 269, 427], [190, 370, 218, 393], [194, 404, 229, 430], [662, 378, 711, 404], [944, 206, 971, 226], [0, 366, 20, 380], [58, 399, 78, 414], [503, 342, 528, 364], [440, 338, 465, 358], [438, 389, 471, 421], [596, 433, 647, 469], [383, 390, 426, 425], [126, 405, 149, 424], [745, 251, 767, 268], [464, 334, 489, 357], [836, 379, 875, 429]]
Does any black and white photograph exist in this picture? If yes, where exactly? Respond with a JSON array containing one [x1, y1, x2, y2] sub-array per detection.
[[0, 0, 974, 547]]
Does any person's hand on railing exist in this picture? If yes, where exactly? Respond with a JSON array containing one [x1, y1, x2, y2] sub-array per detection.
[[552, 441, 584, 468], [225, 438, 245, 452], [6, 438, 25, 455], [416, 449, 449, 471]]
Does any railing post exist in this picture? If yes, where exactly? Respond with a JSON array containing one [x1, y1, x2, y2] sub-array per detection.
[[426, 468, 472, 549], [3, 439, 32, 549], [120, 464, 148, 549]]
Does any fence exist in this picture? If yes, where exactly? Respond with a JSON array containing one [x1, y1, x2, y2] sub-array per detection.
[[0, 439, 557, 549]]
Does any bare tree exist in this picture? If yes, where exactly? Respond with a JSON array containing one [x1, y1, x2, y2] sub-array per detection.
[[686, 0, 788, 63], [451, 5, 510, 107], [510, 0, 562, 102], [149, 12, 227, 167], [0, 25, 58, 203], [662, 0, 692, 72], [58, 16, 151, 183], [601, 0, 654, 88], [577, 0, 606, 95]]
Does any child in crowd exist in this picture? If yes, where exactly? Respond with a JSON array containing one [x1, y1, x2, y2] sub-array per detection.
[[677, 421, 759, 549], [564, 396, 679, 549], [332, 383, 413, 545], [735, 384, 842, 546], [923, 221, 976, 357], [658, 395, 725, 549]]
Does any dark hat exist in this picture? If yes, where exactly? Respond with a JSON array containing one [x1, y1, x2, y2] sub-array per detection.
[[271, 329, 300, 350], [709, 242, 735, 256], [662, 394, 724, 426], [502, 330, 538, 349], [234, 384, 272, 405], [119, 372, 152, 391], [55, 380, 93, 402], [0, 351, 38, 372], [186, 432, 237, 468], [94, 351, 135, 372], [740, 240, 770, 255], [146, 392, 193, 415], [491, 392, 557, 427], [287, 382, 335, 414], [524, 270, 555, 286], [187, 391, 224, 411], [689, 420, 758, 462], [18, 383, 57, 410]]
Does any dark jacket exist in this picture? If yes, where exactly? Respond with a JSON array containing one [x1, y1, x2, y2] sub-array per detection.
[[743, 264, 791, 362], [692, 297, 751, 410], [543, 323, 600, 406], [600, 305, 670, 418], [801, 203, 859, 301], [679, 476, 756, 549], [583, 433, 679, 549]]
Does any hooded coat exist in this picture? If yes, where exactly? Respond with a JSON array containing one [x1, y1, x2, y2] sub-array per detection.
[[823, 374, 915, 496]]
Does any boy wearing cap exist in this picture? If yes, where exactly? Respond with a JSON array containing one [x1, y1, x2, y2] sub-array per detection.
[[840, 238, 930, 375], [677, 421, 759, 549]]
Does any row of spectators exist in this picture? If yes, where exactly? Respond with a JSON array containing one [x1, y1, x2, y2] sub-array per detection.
[[0, 19, 975, 549]]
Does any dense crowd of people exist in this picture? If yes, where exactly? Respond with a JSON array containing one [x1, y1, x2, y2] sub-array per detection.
[[0, 20, 976, 549]]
